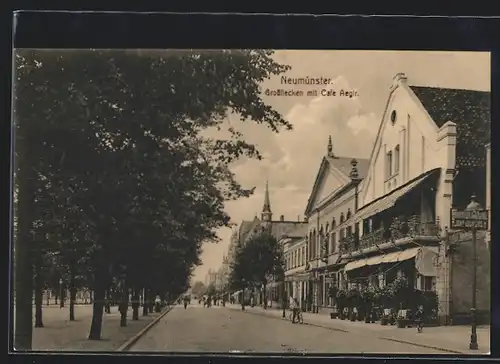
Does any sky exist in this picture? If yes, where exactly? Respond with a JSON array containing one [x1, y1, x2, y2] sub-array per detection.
[[192, 50, 490, 283]]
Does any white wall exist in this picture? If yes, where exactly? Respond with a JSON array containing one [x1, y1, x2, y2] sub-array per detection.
[[362, 76, 456, 233]]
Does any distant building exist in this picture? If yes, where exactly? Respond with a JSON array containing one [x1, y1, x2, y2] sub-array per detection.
[[225, 182, 307, 305], [303, 135, 370, 313], [280, 224, 309, 310]]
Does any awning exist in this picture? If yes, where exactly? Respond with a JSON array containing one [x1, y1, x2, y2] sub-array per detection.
[[351, 168, 440, 224], [231, 290, 242, 296], [345, 247, 422, 272]]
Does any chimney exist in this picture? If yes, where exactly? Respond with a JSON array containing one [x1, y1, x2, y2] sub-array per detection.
[[280, 215, 284, 221], [297, 215, 300, 222]]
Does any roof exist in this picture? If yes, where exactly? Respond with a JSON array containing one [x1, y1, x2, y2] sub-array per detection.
[[410, 86, 490, 169], [281, 223, 308, 239], [238, 219, 258, 243], [270, 221, 307, 241], [410, 86, 490, 129], [304, 155, 369, 216], [326, 156, 370, 179]]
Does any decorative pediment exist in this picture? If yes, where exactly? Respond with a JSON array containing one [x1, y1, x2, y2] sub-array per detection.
[[305, 158, 350, 216]]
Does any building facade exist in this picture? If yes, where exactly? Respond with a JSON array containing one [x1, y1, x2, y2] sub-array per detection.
[[281, 224, 308, 310], [331, 73, 490, 325], [226, 182, 307, 305], [303, 136, 370, 313]]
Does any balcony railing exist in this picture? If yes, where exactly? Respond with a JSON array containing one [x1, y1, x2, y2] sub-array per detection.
[[339, 215, 440, 255]]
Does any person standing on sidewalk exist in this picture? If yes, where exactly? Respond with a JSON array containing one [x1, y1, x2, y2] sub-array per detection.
[[154, 294, 162, 312], [289, 295, 299, 324], [415, 305, 424, 332]]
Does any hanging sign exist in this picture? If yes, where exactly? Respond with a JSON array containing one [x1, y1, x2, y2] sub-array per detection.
[[450, 209, 489, 230]]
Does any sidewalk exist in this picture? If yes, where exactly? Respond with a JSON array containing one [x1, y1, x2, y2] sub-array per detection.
[[31, 305, 165, 351], [227, 304, 490, 354]]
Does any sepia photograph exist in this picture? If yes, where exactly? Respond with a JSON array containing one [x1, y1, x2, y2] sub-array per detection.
[[11, 49, 491, 355]]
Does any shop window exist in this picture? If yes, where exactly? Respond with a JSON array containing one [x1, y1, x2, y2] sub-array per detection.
[[422, 276, 435, 291], [385, 269, 397, 285]]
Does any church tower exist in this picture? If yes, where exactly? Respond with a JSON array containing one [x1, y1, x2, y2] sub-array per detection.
[[327, 135, 335, 158], [261, 180, 273, 222]]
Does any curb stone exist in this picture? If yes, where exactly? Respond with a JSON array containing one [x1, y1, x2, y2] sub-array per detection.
[[379, 337, 466, 354], [230, 306, 483, 354], [115, 305, 175, 351], [231, 307, 348, 333]]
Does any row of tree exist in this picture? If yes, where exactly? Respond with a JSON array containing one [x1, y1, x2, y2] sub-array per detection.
[[228, 229, 283, 308], [12, 49, 292, 349]]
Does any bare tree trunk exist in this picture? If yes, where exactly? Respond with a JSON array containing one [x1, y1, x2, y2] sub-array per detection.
[[104, 289, 111, 313], [119, 284, 129, 327], [132, 287, 139, 320], [69, 274, 76, 321], [263, 282, 268, 309], [14, 158, 35, 350], [34, 288, 44, 328], [88, 264, 106, 340], [34, 257, 44, 328], [142, 287, 148, 316]]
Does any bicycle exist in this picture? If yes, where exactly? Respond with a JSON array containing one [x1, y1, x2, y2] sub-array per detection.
[[288, 309, 304, 324]]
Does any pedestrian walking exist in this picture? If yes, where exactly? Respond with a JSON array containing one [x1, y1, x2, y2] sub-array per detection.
[[289, 295, 299, 324], [415, 305, 424, 333], [154, 294, 162, 313]]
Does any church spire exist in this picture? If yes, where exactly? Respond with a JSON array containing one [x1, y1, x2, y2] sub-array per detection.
[[261, 180, 272, 221], [327, 135, 334, 157]]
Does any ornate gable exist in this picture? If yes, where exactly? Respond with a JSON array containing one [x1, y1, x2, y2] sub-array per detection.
[[304, 157, 350, 216]]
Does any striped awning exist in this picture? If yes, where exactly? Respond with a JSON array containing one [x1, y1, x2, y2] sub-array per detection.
[[344, 247, 422, 272], [351, 169, 440, 224]]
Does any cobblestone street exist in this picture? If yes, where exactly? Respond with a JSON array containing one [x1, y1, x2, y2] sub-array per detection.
[[129, 303, 456, 354]]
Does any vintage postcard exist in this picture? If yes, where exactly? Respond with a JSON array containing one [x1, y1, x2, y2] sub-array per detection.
[[11, 49, 491, 355]]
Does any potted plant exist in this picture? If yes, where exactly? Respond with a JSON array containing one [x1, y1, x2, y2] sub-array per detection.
[[328, 286, 338, 319], [346, 287, 360, 321], [378, 285, 394, 325], [390, 276, 410, 328], [336, 289, 347, 319], [360, 285, 376, 323]]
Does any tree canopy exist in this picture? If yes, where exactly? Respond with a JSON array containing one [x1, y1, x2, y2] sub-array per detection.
[[229, 229, 283, 292], [13, 49, 292, 349]]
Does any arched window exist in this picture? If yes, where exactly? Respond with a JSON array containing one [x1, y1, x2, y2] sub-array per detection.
[[346, 208, 352, 219], [340, 212, 345, 224], [325, 223, 329, 233], [332, 218, 336, 229]]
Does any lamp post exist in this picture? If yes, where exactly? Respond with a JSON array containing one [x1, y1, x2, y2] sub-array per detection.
[[59, 279, 64, 308], [466, 195, 481, 351], [241, 278, 246, 311], [282, 280, 287, 318]]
